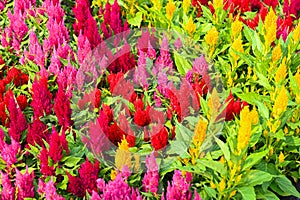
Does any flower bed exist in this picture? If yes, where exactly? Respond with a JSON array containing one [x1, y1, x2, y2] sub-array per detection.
[[0, 0, 300, 199]]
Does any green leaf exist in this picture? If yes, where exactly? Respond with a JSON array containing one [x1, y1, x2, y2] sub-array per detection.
[[238, 186, 256, 200], [198, 159, 226, 176], [255, 70, 272, 91], [240, 170, 273, 187], [274, 175, 300, 198], [127, 12, 143, 27], [242, 150, 268, 171], [64, 157, 83, 168], [173, 51, 192, 75], [214, 137, 230, 161], [168, 123, 193, 157], [201, 5, 214, 22], [256, 189, 280, 200]]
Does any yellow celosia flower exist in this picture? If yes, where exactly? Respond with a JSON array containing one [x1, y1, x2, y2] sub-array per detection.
[[213, 0, 222, 9], [278, 151, 285, 163], [273, 86, 288, 118], [210, 181, 217, 189], [182, 0, 190, 14], [184, 16, 196, 35], [275, 57, 287, 83], [166, 0, 176, 21], [219, 156, 225, 164], [230, 190, 237, 198], [193, 118, 208, 147], [293, 22, 300, 43], [237, 106, 258, 153], [151, 0, 162, 10], [264, 9, 277, 50], [218, 178, 226, 192], [111, 170, 117, 180], [207, 88, 221, 120], [230, 34, 244, 65], [133, 154, 140, 172], [272, 44, 282, 62], [115, 136, 132, 170], [205, 27, 219, 47], [231, 17, 243, 39], [235, 174, 242, 184]]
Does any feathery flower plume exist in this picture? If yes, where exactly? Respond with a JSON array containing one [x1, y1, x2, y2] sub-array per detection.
[[0, 172, 15, 200], [31, 75, 53, 118], [15, 167, 35, 199], [142, 152, 159, 193]]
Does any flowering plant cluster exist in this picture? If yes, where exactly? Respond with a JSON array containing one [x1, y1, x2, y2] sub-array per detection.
[[0, 0, 300, 199]]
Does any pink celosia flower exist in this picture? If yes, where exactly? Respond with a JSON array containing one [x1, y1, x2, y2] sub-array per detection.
[[134, 49, 149, 88], [13, 0, 35, 15], [17, 31, 44, 66], [38, 179, 65, 200], [15, 166, 35, 199], [96, 168, 142, 200], [154, 34, 173, 74], [57, 61, 77, 98], [142, 152, 159, 193], [0, 137, 21, 169], [193, 55, 208, 76], [0, 172, 15, 200], [165, 170, 193, 200], [77, 32, 92, 64], [42, 0, 65, 24], [43, 18, 69, 53], [31, 75, 53, 118], [48, 127, 69, 163]]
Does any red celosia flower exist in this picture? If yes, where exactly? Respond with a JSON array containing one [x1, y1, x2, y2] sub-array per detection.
[[38, 147, 55, 176], [54, 87, 73, 130], [78, 88, 101, 110], [31, 76, 53, 118], [48, 127, 69, 163], [73, 0, 101, 49], [100, 0, 129, 39], [26, 118, 49, 147], [150, 127, 169, 150], [109, 122, 127, 146], [133, 99, 151, 127], [6, 67, 29, 87], [67, 172, 85, 198], [0, 102, 8, 126], [16, 95, 27, 110], [78, 159, 100, 194], [223, 91, 248, 121], [107, 43, 136, 73], [108, 72, 124, 93], [6, 90, 27, 141], [193, 77, 208, 106], [67, 159, 100, 197]]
